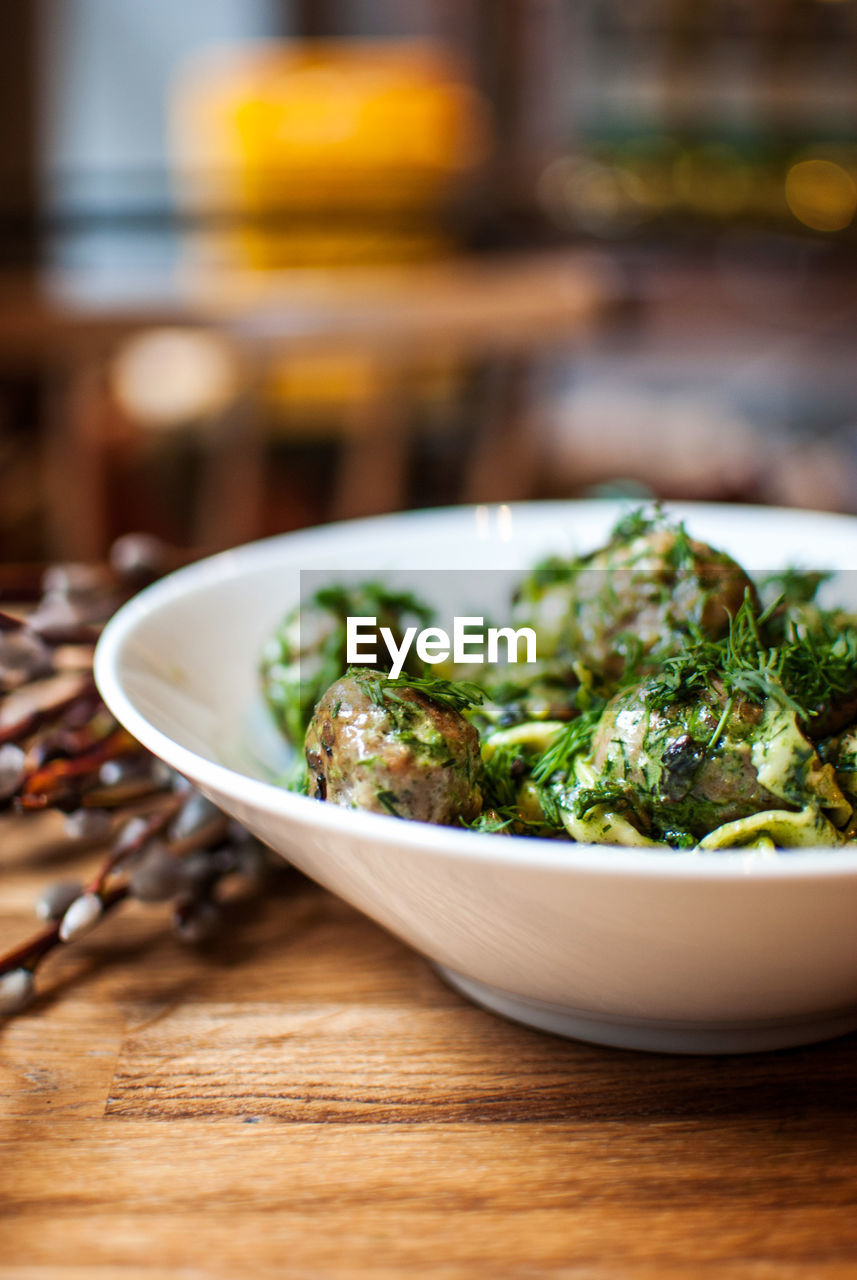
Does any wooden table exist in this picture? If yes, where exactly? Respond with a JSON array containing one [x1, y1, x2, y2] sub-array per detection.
[[3, 811, 857, 1278]]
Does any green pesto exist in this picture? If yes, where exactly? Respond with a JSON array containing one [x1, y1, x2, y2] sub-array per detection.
[[350, 668, 475, 768]]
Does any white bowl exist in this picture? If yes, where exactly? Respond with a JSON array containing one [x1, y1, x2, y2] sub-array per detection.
[[95, 501, 857, 1054]]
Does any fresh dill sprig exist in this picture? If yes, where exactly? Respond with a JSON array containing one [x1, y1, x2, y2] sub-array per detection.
[[665, 520, 695, 570], [531, 707, 603, 784], [350, 667, 389, 708], [644, 639, 719, 710], [719, 593, 805, 719], [572, 783, 633, 818], [525, 555, 580, 588], [314, 583, 433, 626], [461, 801, 565, 837], [481, 742, 529, 809], [376, 673, 486, 714], [459, 809, 515, 833], [643, 589, 857, 729], [375, 789, 402, 817], [760, 567, 832, 608], [778, 614, 857, 715], [608, 505, 662, 545]]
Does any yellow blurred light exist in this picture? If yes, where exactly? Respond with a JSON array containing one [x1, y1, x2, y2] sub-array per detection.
[[785, 159, 857, 232], [171, 42, 492, 271], [169, 41, 491, 409], [172, 41, 492, 226]]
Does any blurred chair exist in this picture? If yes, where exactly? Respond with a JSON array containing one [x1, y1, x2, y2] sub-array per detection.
[[38, 41, 613, 557]]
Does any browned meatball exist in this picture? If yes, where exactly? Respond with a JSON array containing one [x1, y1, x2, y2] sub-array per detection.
[[305, 669, 482, 825], [523, 527, 754, 683], [589, 679, 785, 839]]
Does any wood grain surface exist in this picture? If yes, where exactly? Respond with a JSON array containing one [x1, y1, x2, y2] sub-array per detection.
[[3, 812, 857, 1279]]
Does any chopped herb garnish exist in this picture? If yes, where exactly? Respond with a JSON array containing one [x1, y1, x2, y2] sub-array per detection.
[[525, 555, 580, 587], [760, 567, 832, 608], [375, 673, 485, 714], [608, 506, 661, 545], [531, 708, 603, 784], [572, 784, 633, 819], [481, 742, 528, 809], [460, 810, 515, 833], [376, 789, 401, 817]]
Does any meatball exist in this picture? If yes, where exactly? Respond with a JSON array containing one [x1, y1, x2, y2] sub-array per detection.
[[589, 679, 786, 839], [261, 583, 431, 746], [305, 669, 483, 825], [520, 525, 754, 684]]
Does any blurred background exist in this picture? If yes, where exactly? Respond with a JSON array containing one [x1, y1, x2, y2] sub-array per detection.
[[2, 0, 857, 563]]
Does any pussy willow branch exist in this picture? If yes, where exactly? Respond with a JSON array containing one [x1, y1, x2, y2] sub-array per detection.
[[0, 799, 230, 981], [0, 679, 98, 747], [0, 885, 128, 978], [0, 538, 279, 1015]]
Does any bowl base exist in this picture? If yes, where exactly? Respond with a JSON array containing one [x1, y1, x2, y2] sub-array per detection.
[[436, 966, 857, 1055]]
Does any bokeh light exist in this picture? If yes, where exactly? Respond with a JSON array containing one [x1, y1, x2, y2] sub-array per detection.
[[785, 158, 857, 232], [111, 329, 240, 430]]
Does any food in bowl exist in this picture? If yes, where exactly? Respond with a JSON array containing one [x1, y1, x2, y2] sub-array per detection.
[[262, 508, 857, 852], [94, 502, 857, 1051]]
